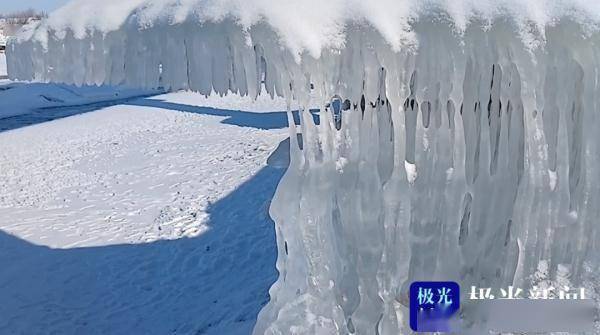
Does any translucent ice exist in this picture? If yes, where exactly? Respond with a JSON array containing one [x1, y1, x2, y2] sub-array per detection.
[[7, 1, 600, 333]]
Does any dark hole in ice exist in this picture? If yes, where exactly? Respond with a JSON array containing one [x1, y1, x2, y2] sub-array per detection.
[[260, 57, 267, 84], [330, 96, 343, 130], [504, 219, 512, 247], [487, 94, 493, 120], [343, 99, 351, 111], [360, 94, 366, 114], [421, 100, 431, 128]]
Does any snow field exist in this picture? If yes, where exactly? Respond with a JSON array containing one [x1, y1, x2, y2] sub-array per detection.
[[0, 91, 289, 334]]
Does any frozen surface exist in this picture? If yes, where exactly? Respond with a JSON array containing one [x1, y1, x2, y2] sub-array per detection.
[[0, 91, 289, 334], [6, 1, 600, 334]]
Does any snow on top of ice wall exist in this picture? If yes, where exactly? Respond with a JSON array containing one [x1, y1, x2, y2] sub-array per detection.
[[17, 0, 600, 58]]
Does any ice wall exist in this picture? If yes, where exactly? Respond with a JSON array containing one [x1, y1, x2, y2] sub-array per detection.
[[7, 1, 600, 333]]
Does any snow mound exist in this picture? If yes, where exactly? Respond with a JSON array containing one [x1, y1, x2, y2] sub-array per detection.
[[0, 82, 156, 119]]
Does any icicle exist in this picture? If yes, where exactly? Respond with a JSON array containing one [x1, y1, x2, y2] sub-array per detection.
[[7, 6, 600, 333]]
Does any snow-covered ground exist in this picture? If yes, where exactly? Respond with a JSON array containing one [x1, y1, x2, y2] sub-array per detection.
[[0, 88, 291, 334], [0, 82, 160, 118], [0, 52, 6, 78]]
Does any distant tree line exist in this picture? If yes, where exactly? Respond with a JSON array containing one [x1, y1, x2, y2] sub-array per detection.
[[0, 9, 47, 25]]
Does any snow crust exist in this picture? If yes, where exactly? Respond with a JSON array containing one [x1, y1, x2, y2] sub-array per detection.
[[6, 1, 600, 334]]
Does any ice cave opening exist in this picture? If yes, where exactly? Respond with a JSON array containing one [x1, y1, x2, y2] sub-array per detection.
[[6, 1, 600, 333]]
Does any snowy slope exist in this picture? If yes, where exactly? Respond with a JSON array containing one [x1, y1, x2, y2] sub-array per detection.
[[0, 45, 156, 120], [0, 80, 158, 119], [0, 91, 290, 334]]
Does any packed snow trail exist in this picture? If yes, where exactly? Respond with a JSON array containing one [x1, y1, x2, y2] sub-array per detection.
[[0, 92, 289, 334]]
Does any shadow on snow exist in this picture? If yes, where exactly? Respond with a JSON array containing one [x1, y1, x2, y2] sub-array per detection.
[[0, 164, 285, 334], [128, 98, 303, 130], [0, 94, 322, 133], [0, 110, 292, 334]]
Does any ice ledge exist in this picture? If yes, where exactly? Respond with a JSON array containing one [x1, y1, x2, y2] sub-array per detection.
[[11, 0, 600, 59]]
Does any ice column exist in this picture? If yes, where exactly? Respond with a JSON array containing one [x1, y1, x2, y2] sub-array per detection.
[[7, 17, 600, 334]]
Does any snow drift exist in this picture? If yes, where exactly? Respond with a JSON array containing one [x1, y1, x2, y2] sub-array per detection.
[[7, 0, 600, 333]]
